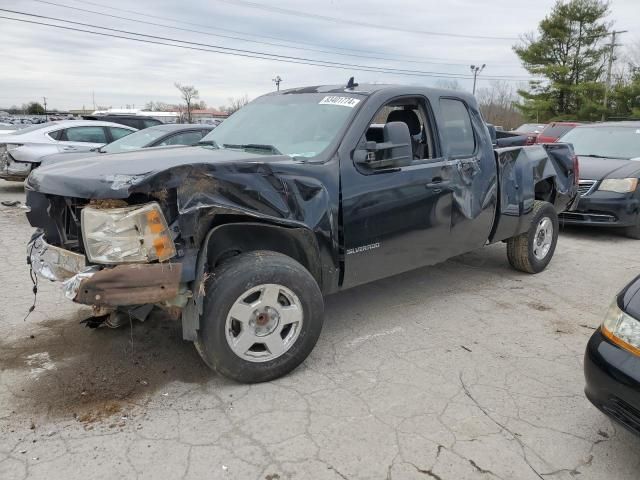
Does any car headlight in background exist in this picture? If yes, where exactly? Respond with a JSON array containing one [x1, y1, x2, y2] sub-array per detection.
[[602, 300, 640, 357], [81, 202, 176, 264], [598, 178, 638, 193]]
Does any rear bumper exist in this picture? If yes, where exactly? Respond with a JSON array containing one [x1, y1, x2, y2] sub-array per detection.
[[559, 192, 639, 227], [28, 234, 182, 307], [0, 154, 31, 181], [584, 328, 640, 437]]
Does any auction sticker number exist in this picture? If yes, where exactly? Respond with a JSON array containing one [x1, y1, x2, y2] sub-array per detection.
[[319, 96, 360, 108]]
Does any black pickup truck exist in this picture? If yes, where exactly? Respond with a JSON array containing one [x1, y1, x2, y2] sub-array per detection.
[[25, 82, 579, 382]]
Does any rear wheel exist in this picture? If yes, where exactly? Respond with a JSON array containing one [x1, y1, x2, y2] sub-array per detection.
[[195, 251, 324, 383], [507, 200, 559, 274]]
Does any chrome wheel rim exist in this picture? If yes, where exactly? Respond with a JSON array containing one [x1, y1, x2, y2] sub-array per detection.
[[533, 217, 553, 260], [225, 284, 303, 363]]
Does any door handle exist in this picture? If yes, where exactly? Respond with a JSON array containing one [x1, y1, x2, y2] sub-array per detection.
[[426, 177, 447, 193]]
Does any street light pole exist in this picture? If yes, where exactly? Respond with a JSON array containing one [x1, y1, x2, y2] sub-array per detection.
[[272, 76, 282, 91], [602, 30, 627, 121], [43, 96, 47, 121], [470, 64, 486, 95]]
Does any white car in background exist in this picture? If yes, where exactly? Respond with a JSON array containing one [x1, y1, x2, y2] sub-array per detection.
[[0, 120, 136, 181], [0, 123, 20, 135]]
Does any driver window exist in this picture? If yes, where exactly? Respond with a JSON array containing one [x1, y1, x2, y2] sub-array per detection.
[[363, 97, 436, 167]]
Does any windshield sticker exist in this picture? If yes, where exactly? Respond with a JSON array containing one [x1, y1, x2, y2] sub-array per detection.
[[319, 96, 360, 108]]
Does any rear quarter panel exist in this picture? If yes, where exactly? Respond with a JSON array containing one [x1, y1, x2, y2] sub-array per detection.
[[489, 143, 577, 242]]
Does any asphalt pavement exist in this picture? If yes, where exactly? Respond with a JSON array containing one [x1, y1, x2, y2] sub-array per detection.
[[0, 180, 638, 480]]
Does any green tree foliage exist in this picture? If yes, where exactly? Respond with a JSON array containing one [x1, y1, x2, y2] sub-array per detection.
[[26, 102, 45, 115], [514, 0, 611, 121], [609, 70, 640, 119]]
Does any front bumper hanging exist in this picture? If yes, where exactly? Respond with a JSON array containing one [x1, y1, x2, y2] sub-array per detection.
[[28, 234, 182, 306]]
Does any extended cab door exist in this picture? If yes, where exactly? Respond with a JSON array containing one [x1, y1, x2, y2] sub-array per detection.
[[339, 95, 455, 288], [436, 98, 497, 255]]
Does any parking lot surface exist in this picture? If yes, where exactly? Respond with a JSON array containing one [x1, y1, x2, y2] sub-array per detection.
[[0, 181, 638, 480]]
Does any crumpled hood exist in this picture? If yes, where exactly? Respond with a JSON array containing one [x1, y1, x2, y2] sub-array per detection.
[[578, 156, 640, 181], [26, 146, 295, 198]]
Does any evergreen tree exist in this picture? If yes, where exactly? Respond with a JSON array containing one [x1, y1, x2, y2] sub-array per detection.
[[514, 0, 611, 121]]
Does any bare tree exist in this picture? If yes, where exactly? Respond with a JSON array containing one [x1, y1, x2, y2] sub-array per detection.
[[174, 83, 200, 123], [224, 94, 250, 115], [435, 79, 464, 91], [476, 81, 524, 129], [144, 101, 175, 111], [624, 40, 640, 70]]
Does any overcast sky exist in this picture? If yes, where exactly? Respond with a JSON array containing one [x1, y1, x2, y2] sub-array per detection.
[[1, 0, 638, 110]]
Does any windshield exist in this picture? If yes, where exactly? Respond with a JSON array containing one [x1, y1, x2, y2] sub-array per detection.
[[102, 127, 167, 153], [199, 93, 362, 159], [561, 126, 640, 160]]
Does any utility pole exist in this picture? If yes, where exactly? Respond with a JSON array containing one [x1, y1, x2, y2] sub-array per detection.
[[272, 75, 282, 91], [470, 64, 485, 95], [42, 96, 47, 121], [602, 30, 627, 121]]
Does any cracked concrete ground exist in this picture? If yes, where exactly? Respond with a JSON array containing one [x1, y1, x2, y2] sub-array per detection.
[[1, 180, 639, 480]]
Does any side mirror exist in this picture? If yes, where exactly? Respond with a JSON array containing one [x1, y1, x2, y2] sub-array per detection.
[[356, 121, 412, 168]]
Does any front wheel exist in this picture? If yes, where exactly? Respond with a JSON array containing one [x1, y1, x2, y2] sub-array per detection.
[[506, 200, 559, 274], [195, 251, 324, 383]]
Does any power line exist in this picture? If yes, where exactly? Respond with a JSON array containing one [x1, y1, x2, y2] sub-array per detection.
[[0, 10, 536, 81], [215, 0, 520, 41], [39, 0, 523, 67], [27, 0, 507, 69]]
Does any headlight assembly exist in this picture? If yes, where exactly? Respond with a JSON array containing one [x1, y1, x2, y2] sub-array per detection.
[[602, 300, 640, 357], [81, 202, 176, 264], [598, 178, 638, 193]]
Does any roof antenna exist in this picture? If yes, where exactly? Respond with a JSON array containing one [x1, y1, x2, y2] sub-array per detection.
[[346, 76, 358, 89]]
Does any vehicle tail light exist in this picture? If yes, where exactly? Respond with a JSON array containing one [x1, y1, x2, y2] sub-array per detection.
[[572, 155, 579, 185]]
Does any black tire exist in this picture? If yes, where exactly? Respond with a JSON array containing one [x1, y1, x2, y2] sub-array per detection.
[[506, 200, 559, 274], [194, 251, 324, 383]]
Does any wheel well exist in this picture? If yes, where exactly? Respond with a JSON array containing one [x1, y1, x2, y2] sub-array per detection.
[[203, 222, 323, 288], [535, 178, 556, 203]]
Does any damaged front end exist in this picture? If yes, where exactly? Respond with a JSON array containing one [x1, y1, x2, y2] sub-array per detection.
[[27, 196, 188, 313]]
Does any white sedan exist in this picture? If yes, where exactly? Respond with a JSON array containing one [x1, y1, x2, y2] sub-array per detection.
[[0, 120, 137, 181]]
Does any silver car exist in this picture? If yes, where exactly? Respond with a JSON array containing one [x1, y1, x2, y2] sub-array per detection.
[[0, 120, 137, 181]]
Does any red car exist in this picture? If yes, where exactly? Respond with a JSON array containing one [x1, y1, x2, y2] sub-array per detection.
[[536, 122, 582, 143], [512, 123, 547, 145]]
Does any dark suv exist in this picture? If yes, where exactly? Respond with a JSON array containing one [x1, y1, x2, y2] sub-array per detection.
[[83, 115, 163, 130]]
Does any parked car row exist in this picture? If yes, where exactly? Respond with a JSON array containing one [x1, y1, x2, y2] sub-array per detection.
[[40, 124, 215, 167], [0, 121, 217, 181]]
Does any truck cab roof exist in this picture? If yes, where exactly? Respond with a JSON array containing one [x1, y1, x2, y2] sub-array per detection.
[[273, 83, 477, 103]]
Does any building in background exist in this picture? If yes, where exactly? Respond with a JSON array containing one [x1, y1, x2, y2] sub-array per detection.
[[189, 109, 228, 124]]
